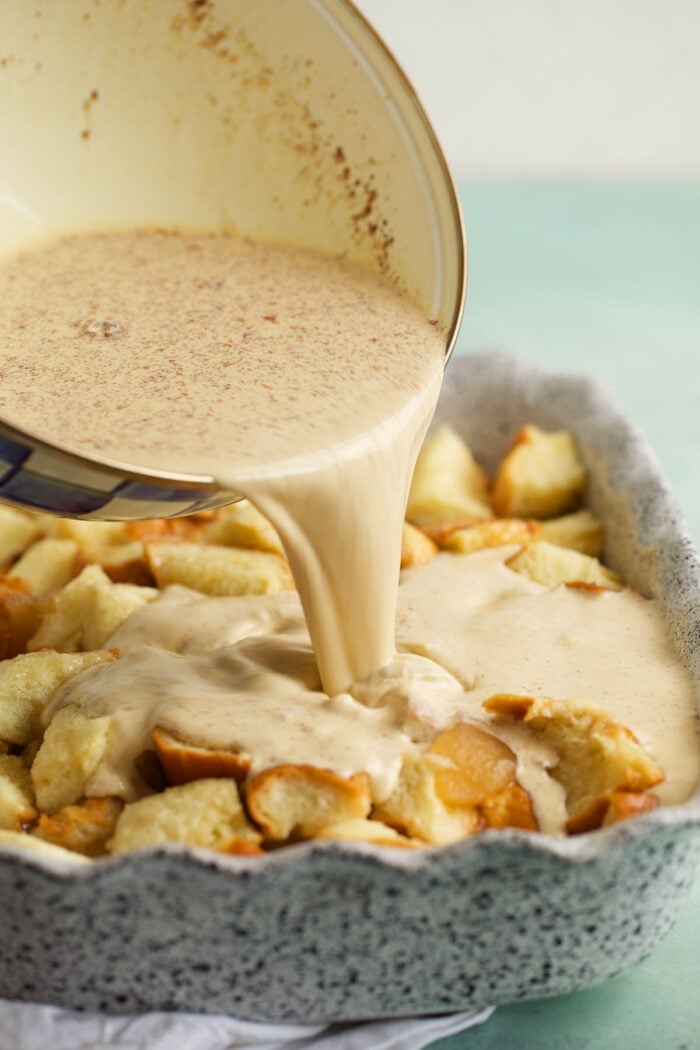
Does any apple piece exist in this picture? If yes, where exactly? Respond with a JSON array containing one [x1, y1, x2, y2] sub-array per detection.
[[374, 753, 483, 846], [484, 693, 663, 831], [430, 721, 517, 807], [481, 783, 538, 831]]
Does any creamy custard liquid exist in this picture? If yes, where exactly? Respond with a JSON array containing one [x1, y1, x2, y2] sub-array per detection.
[[0, 229, 445, 695], [45, 547, 700, 834], [1, 229, 699, 834]]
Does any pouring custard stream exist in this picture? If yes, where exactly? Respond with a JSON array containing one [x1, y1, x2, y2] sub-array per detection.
[[0, 228, 447, 696], [1, 228, 699, 835]]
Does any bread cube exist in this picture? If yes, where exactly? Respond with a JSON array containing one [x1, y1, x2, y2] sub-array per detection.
[[507, 540, 622, 590], [0, 506, 42, 566], [492, 425, 586, 519], [32, 796, 123, 857], [480, 783, 540, 830], [483, 693, 663, 831], [108, 778, 261, 854], [246, 765, 371, 842], [0, 828, 90, 864], [539, 509, 604, 558], [9, 538, 79, 594], [0, 648, 115, 745], [0, 753, 37, 829], [146, 541, 294, 596], [34, 517, 128, 547], [400, 522, 438, 569], [82, 580, 159, 650], [444, 518, 540, 555], [28, 564, 157, 652], [407, 426, 492, 529], [75, 540, 154, 587], [0, 576, 42, 659], [316, 817, 423, 848], [374, 753, 482, 845], [151, 725, 250, 786], [600, 790, 659, 828], [202, 500, 285, 555], [31, 704, 112, 814], [125, 512, 217, 543]]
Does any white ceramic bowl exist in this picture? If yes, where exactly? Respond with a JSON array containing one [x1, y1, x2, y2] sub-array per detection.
[[0, 353, 698, 1021]]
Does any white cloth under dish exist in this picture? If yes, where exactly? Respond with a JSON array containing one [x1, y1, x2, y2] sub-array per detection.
[[0, 1001, 494, 1050]]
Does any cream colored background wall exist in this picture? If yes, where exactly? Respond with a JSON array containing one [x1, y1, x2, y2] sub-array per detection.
[[355, 0, 700, 178]]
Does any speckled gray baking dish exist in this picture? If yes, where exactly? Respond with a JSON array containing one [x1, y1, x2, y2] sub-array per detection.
[[1, 352, 698, 1022]]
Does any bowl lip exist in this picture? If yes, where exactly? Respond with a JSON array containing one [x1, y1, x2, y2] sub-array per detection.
[[1, 349, 698, 881], [1, 798, 698, 883], [0, 0, 466, 495]]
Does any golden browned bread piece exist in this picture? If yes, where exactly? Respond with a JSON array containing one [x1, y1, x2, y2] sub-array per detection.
[[400, 522, 438, 569], [10, 537, 79, 594], [145, 541, 294, 596], [31, 704, 113, 814], [600, 790, 660, 827], [30, 517, 126, 547], [315, 817, 424, 849], [0, 754, 37, 829], [376, 721, 539, 844], [74, 539, 154, 587], [0, 648, 116, 746], [32, 796, 123, 857], [373, 752, 483, 845], [492, 425, 586, 519], [539, 509, 604, 558], [0, 575, 42, 659], [123, 513, 217, 544], [151, 725, 251, 786], [0, 506, 42, 568], [202, 500, 285, 555], [406, 425, 492, 530], [507, 540, 622, 590], [565, 789, 661, 834], [108, 778, 261, 854], [483, 693, 663, 831], [27, 564, 158, 652], [246, 765, 371, 842], [0, 828, 90, 864], [443, 518, 541, 555]]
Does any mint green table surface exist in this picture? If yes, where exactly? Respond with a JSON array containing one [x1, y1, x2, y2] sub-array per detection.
[[434, 183, 700, 1049]]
